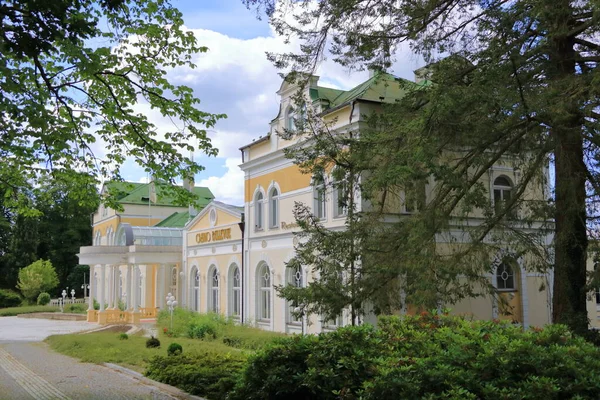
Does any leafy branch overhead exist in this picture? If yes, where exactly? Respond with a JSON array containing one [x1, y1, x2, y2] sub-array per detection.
[[0, 0, 226, 212]]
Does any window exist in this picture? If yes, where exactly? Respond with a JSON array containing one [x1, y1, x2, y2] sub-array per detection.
[[170, 267, 177, 297], [313, 174, 326, 220], [286, 106, 296, 131], [230, 265, 241, 318], [269, 188, 279, 228], [106, 227, 114, 245], [333, 174, 348, 217], [255, 192, 264, 230], [257, 264, 271, 322], [209, 208, 217, 227], [191, 267, 200, 312], [493, 176, 513, 215], [595, 263, 600, 305], [208, 267, 220, 313], [496, 263, 515, 290], [287, 265, 304, 324], [403, 182, 419, 213], [94, 231, 101, 246]]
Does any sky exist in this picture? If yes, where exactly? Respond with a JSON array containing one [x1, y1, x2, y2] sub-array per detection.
[[120, 0, 425, 205]]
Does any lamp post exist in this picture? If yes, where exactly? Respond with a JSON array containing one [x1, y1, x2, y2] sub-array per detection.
[[294, 303, 306, 335], [81, 284, 90, 299], [71, 289, 76, 304], [61, 290, 67, 313], [166, 293, 177, 330]]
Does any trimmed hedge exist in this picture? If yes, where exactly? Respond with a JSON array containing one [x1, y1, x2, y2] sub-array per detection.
[[0, 289, 22, 308], [37, 292, 51, 305], [145, 352, 247, 400], [230, 314, 600, 400]]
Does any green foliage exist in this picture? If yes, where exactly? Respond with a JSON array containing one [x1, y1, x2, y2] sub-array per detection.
[[167, 342, 182, 356], [0, 305, 60, 316], [145, 352, 247, 400], [93, 299, 100, 310], [119, 333, 129, 340], [0, 0, 226, 214], [65, 303, 87, 314], [16, 260, 59, 301], [118, 299, 126, 311], [0, 289, 22, 308], [36, 292, 51, 306], [146, 336, 161, 348], [231, 315, 600, 400]]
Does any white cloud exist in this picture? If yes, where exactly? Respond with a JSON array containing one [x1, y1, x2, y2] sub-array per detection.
[[198, 157, 244, 205]]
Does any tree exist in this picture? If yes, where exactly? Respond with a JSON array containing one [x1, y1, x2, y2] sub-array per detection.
[[245, 0, 600, 334], [17, 259, 59, 301], [1, 0, 225, 214]]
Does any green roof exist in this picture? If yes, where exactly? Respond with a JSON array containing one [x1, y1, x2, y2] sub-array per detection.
[[104, 181, 214, 208], [154, 211, 191, 228]]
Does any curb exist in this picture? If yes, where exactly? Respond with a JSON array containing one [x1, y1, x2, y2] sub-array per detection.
[[104, 363, 206, 400]]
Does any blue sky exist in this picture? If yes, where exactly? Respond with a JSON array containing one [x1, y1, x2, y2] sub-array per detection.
[[119, 0, 425, 205]]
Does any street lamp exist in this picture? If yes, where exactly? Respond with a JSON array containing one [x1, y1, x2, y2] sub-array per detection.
[[294, 303, 306, 335], [70, 289, 76, 304], [61, 290, 67, 313], [166, 293, 177, 330], [81, 284, 90, 299]]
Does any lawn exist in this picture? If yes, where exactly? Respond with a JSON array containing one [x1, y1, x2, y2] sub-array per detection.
[[0, 303, 87, 316]]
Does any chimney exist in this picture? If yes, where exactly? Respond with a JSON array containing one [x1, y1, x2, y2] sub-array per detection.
[[183, 174, 198, 217]]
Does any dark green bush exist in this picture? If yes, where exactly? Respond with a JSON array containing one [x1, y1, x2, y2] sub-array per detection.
[[230, 314, 600, 400], [145, 352, 247, 400], [146, 336, 160, 348], [65, 303, 86, 313], [118, 333, 128, 340], [167, 342, 182, 356], [0, 289, 22, 308], [188, 322, 218, 339], [36, 292, 51, 306]]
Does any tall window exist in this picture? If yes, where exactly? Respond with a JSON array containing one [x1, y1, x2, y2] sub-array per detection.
[[257, 264, 271, 322], [230, 265, 241, 318], [403, 182, 419, 213], [496, 263, 515, 290], [493, 176, 513, 215], [286, 107, 296, 131], [255, 192, 264, 230], [209, 267, 219, 313], [287, 265, 304, 324], [191, 267, 200, 312], [106, 227, 113, 245], [333, 173, 348, 217], [94, 231, 101, 246], [269, 188, 279, 228], [313, 174, 326, 220]]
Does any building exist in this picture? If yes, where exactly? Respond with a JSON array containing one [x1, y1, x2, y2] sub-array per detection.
[[80, 71, 557, 330]]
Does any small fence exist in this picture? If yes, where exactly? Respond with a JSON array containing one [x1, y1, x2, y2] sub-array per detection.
[[49, 298, 86, 306]]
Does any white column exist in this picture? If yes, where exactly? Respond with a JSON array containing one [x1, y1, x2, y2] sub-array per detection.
[[154, 266, 160, 308], [126, 264, 133, 310], [133, 267, 139, 312], [114, 266, 120, 309], [88, 267, 95, 311], [159, 265, 167, 309], [100, 264, 106, 312], [107, 265, 113, 309]]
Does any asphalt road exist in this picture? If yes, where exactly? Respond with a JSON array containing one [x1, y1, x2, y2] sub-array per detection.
[[0, 317, 181, 400]]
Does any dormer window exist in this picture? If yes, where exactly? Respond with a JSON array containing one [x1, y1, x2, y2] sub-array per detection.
[[286, 107, 296, 131]]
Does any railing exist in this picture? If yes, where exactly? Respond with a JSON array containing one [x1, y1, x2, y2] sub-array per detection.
[[104, 309, 128, 324], [49, 298, 86, 306], [139, 307, 158, 318]]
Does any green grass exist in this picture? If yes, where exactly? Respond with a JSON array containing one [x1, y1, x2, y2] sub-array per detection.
[[0, 305, 60, 316], [46, 332, 247, 373]]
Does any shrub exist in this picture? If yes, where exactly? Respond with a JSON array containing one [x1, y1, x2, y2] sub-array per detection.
[[37, 292, 51, 306], [0, 289, 22, 308], [118, 333, 128, 340], [65, 303, 86, 313], [230, 314, 600, 400], [167, 342, 182, 356], [93, 299, 99, 310], [16, 259, 59, 301], [146, 336, 160, 348], [188, 322, 218, 340], [145, 352, 247, 400]]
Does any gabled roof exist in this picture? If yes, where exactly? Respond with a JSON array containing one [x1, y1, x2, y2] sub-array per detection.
[[184, 200, 243, 229], [103, 181, 214, 208]]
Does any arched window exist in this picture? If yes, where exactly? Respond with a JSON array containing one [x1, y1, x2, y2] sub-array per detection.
[[493, 176, 513, 214], [208, 267, 219, 313], [255, 192, 264, 231], [269, 188, 279, 228], [94, 231, 101, 246], [333, 170, 348, 217], [190, 267, 200, 312], [313, 173, 326, 220], [106, 227, 114, 245], [230, 265, 241, 318], [286, 106, 296, 131], [496, 263, 515, 290], [287, 265, 304, 324], [257, 264, 271, 322]]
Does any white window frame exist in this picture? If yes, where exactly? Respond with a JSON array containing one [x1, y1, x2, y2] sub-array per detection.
[[496, 262, 516, 291], [493, 175, 513, 215], [208, 266, 219, 313], [191, 267, 200, 312], [286, 106, 296, 131], [333, 174, 348, 218], [230, 265, 241, 318], [313, 175, 327, 220], [257, 264, 271, 322], [269, 188, 279, 229], [287, 265, 304, 325], [255, 191, 264, 231]]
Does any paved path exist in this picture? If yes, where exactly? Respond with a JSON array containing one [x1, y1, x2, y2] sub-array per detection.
[[0, 317, 181, 399]]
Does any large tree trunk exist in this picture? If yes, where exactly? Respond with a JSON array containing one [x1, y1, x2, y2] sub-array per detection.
[[550, 0, 589, 334]]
